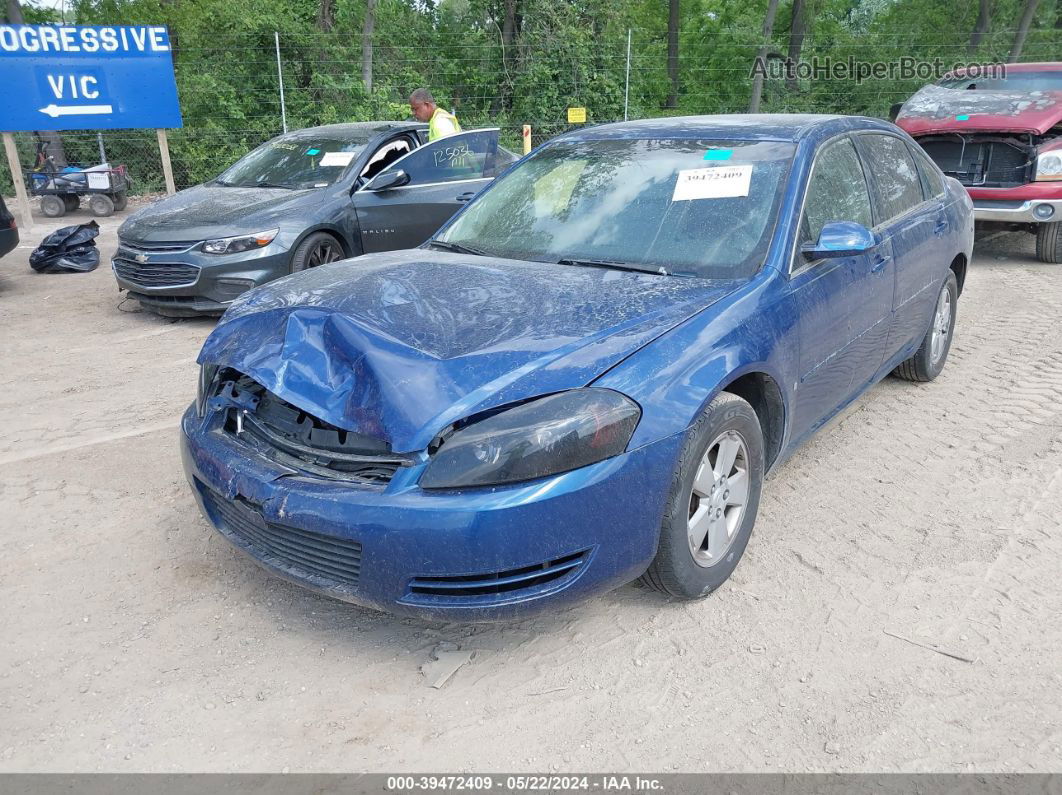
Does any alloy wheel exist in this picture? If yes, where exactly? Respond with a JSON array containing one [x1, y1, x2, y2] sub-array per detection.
[[687, 430, 750, 567], [308, 240, 342, 268], [929, 286, 952, 365]]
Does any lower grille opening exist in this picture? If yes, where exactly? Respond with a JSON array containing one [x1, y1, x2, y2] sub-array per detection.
[[408, 551, 588, 598], [211, 369, 410, 484], [199, 481, 362, 588]]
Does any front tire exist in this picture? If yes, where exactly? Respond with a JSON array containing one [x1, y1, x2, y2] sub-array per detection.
[[893, 271, 958, 382], [290, 231, 343, 273], [1035, 221, 1062, 264], [641, 392, 764, 599]]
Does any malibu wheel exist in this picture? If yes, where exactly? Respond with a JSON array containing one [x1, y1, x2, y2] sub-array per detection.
[[290, 232, 343, 273], [641, 392, 764, 599], [893, 271, 958, 382]]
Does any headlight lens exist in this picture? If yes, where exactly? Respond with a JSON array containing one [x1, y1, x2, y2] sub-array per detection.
[[1036, 151, 1062, 181], [196, 363, 219, 417], [202, 228, 279, 255], [420, 389, 641, 489]]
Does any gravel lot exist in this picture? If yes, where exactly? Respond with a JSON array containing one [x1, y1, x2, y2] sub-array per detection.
[[1, 205, 1060, 773]]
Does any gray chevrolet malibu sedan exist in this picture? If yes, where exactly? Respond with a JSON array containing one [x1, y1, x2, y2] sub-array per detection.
[[113, 121, 514, 316]]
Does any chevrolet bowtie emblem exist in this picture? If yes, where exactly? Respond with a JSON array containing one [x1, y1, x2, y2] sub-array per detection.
[[135, 253, 149, 263]]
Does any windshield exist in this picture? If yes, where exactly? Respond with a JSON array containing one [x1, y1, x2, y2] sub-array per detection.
[[436, 138, 795, 278], [938, 71, 1062, 92], [216, 135, 370, 189]]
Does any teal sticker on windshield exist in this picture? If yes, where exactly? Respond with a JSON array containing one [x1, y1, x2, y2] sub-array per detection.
[[305, 148, 320, 155], [704, 149, 733, 161], [955, 115, 969, 121]]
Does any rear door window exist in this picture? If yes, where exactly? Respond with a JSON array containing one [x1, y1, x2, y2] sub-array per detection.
[[858, 134, 926, 223]]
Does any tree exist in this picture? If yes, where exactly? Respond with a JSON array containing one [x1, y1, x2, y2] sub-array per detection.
[[786, 0, 808, 92], [749, 0, 781, 112], [665, 0, 679, 108], [362, 0, 376, 93], [3, 0, 23, 22], [968, 0, 991, 54], [1008, 0, 1041, 62], [489, 0, 523, 116]]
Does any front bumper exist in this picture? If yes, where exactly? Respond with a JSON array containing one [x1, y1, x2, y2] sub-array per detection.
[[111, 239, 292, 317], [972, 198, 1062, 224], [180, 405, 683, 621]]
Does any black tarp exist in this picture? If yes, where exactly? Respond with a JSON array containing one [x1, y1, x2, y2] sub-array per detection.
[[29, 221, 101, 274]]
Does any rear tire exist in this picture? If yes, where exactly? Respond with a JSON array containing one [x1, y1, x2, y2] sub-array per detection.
[[640, 392, 764, 599], [89, 194, 115, 217], [893, 271, 958, 382], [290, 231, 343, 273], [1035, 221, 1062, 264], [40, 195, 66, 217]]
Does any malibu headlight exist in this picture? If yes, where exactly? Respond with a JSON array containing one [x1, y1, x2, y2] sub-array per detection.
[[196, 363, 219, 417], [1035, 151, 1062, 181], [420, 389, 641, 490], [202, 228, 279, 255]]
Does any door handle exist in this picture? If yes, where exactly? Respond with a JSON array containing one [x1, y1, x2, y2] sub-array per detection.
[[456, 191, 476, 202], [934, 218, 949, 236], [871, 253, 891, 273]]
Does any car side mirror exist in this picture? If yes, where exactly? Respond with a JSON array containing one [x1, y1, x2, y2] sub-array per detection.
[[367, 169, 410, 192], [801, 221, 878, 261]]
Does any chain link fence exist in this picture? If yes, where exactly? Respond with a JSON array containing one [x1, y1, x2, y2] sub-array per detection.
[[2, 24, 1059, 203]]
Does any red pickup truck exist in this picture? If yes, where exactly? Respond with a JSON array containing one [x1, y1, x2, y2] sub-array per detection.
[[895, 62, 1062, 263]]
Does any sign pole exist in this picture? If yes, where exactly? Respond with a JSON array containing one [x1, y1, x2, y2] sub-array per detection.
[[156, 128, 176, 195], [3, 132, 34, 232], [275, 32, 287, 134], [624, 29, 632, 122]]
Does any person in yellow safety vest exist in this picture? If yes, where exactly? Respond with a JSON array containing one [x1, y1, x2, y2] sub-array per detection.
[[409, 88, 462, 142]]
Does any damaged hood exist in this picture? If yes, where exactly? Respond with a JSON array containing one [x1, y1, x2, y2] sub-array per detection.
[[119, 183, 317, 243], [199, 250, 740, 452], [897, 84, 1062, 135]]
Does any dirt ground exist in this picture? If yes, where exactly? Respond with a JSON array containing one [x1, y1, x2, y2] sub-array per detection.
[[1, 204, 1060, 773]]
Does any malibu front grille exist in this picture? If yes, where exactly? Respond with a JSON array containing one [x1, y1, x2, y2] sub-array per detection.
[[112, 257, 201, 288]]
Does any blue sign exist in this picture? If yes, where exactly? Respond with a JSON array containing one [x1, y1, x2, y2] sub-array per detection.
[[0, 24, 183, 131]]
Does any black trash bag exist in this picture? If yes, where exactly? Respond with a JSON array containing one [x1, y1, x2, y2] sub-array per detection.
[[29, 220, 101, 273]]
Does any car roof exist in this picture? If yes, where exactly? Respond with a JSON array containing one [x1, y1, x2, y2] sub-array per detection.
[[554, 114, 896, 143], [995, 62, 1062, 73], [278, 121, 426, 141]]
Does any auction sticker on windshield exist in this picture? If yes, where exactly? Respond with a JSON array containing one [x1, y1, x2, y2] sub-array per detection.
[[672, 164, 752, 201], [320, 151, 356, 167]]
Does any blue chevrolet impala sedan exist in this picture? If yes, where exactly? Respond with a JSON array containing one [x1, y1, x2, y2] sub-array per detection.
[[181, 114, 974, 620]]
